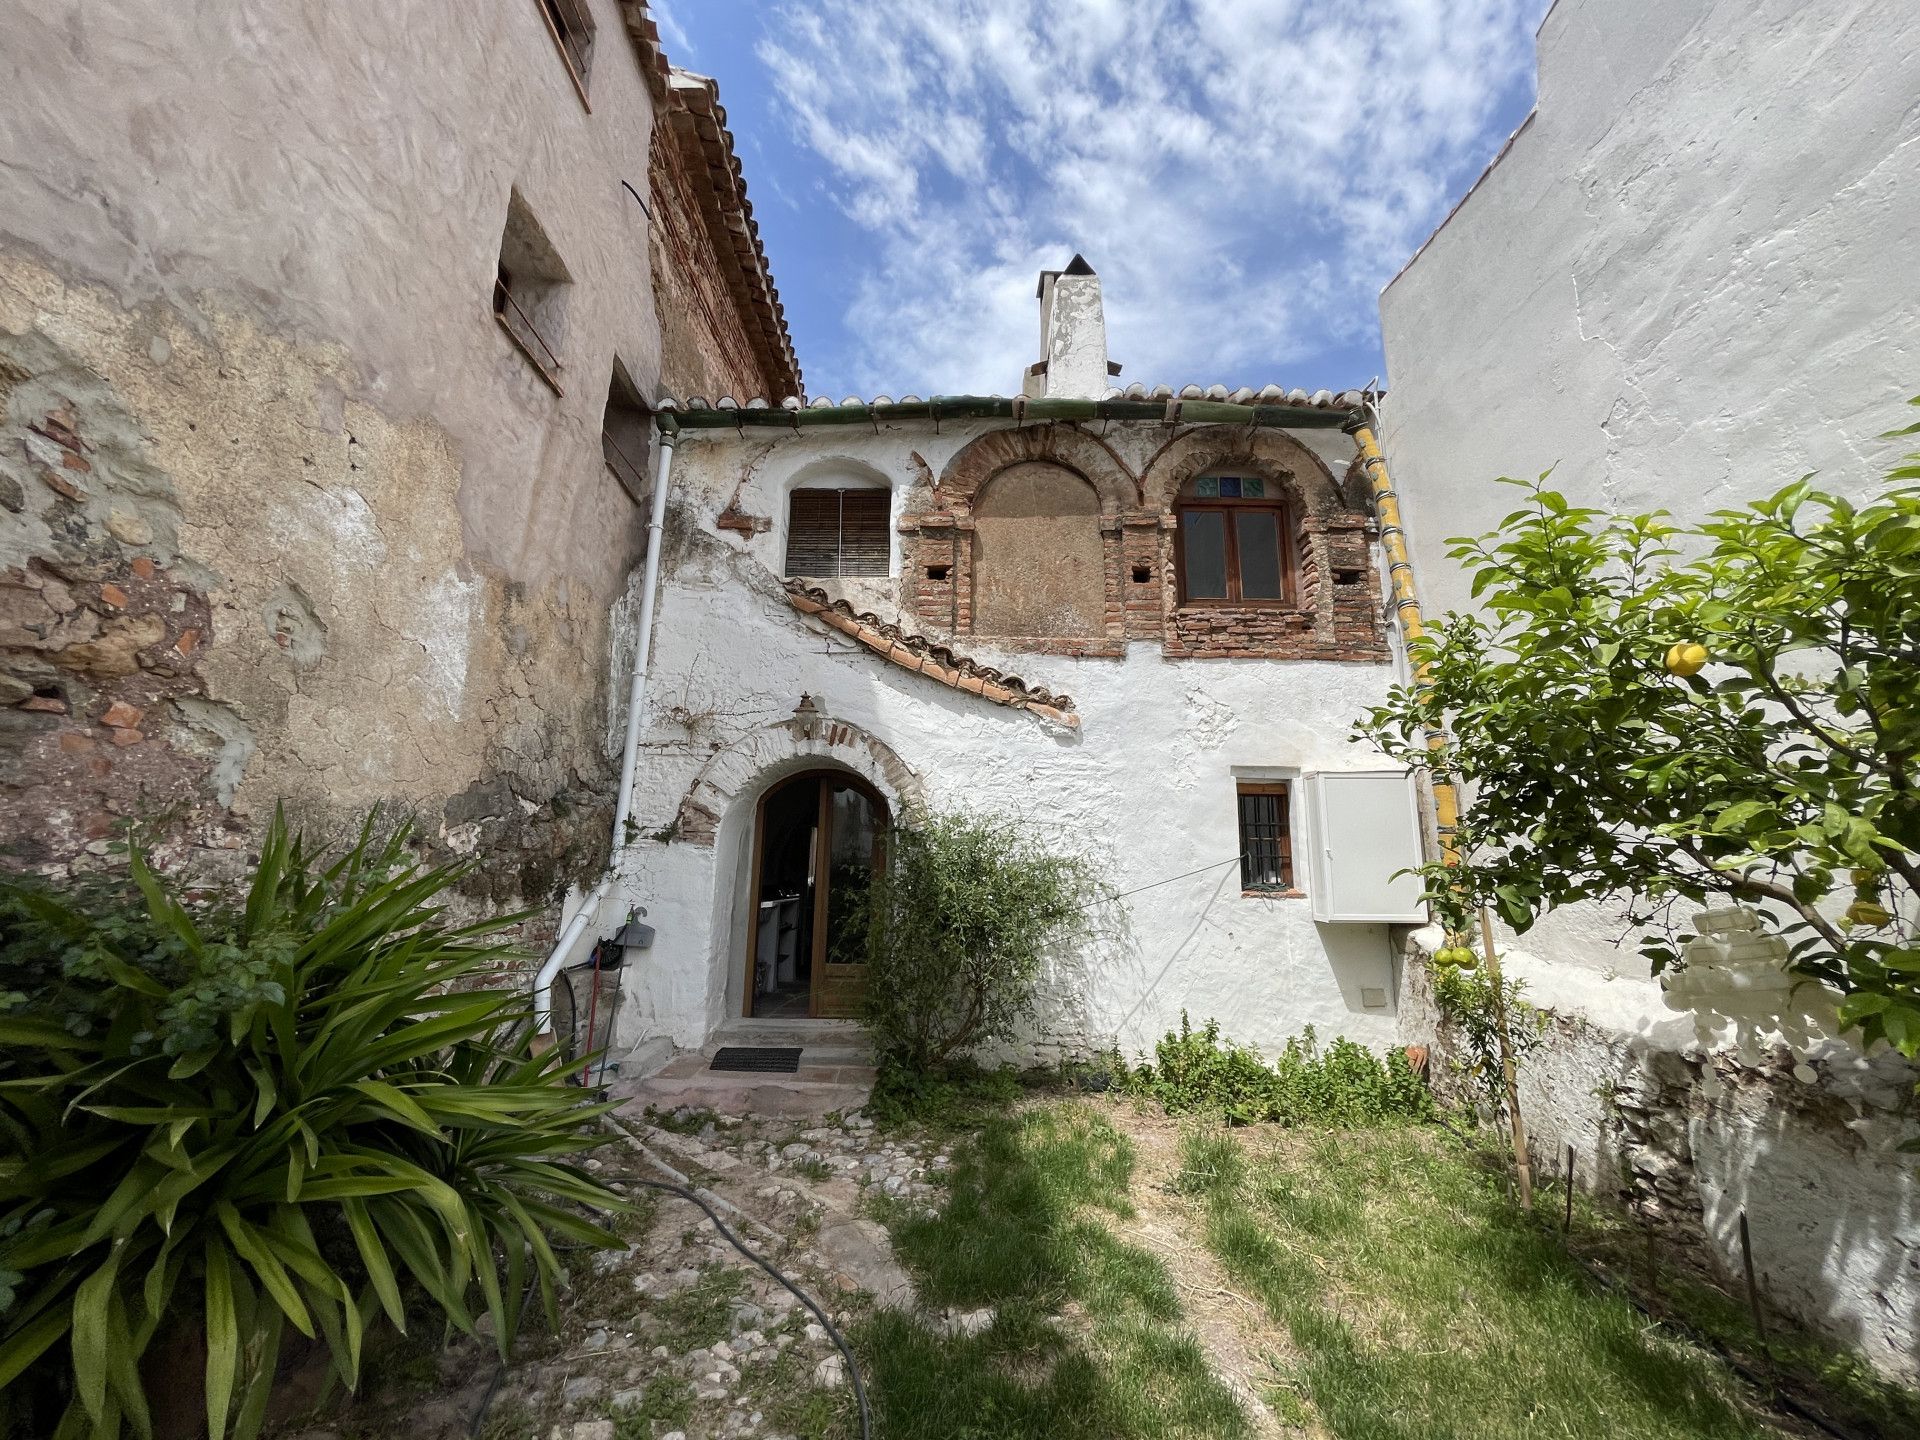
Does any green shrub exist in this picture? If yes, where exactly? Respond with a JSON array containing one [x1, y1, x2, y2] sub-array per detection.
[[1431, 965, 1549, 1125], [860, 810, 1106, 1069], [0, 812, 624, 1439], [1121, 1015, 1434, 1127]]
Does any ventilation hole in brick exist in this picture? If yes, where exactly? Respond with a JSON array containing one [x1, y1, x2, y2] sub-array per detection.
[[1131, 565, 1152, 583], [925, 564, 951, 582], [1334, 568, 1363, 585]]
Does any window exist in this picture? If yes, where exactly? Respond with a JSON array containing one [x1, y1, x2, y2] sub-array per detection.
[[601, 362, 651, 505], [1237, 782, 1294, 892], [533, 0, 596, 108], [1176, 474, 1294, 604], [493, 190, 571, 394], [786, 489, 890, 578]]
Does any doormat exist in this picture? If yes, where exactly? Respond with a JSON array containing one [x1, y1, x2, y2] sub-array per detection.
[[710, 1046, 803, 1074]]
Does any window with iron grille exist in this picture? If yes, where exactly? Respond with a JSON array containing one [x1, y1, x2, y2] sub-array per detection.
[[1237, 782, 1294, 891], [785, 488, 891, 578], [534, 0, 597, 108]]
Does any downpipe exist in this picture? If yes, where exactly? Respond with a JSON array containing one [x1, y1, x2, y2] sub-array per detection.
[[531, 427, 678, 1038]]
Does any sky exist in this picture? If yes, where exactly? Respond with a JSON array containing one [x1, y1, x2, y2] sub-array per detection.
[[651, 0, 1552, 401]]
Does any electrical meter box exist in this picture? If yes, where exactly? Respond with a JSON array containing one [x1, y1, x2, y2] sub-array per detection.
[[1301, 770, 1429, 923]]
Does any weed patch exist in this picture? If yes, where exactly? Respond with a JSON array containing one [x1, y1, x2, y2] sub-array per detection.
[[1120, 1015, 1434, 1126]]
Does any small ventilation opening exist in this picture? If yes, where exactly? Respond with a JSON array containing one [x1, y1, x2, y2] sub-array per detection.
[[1333, 568, 1363, 585], [1131, 564, 1153, 583], [925, 564, 951, 582]]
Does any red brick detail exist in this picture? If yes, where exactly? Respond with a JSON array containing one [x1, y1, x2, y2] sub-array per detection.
[[784, 582, 1078, 728]]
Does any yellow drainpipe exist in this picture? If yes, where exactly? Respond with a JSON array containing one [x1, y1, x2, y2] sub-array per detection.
[[1348, 407, 1536, 1210], [1345, 410, 1459, 863]]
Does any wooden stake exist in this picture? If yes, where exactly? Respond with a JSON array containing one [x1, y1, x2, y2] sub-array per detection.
[[1562, 1144, 1576, 1235], [1479, 905, 1534, 1210], [1739, 1211, 1770, 1359]]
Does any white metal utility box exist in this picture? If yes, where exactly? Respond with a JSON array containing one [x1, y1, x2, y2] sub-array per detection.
[[1301, 769, 1429, 924]]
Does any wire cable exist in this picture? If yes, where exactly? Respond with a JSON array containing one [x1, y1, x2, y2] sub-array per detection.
[[605, 1175, 873, 1440], [466, 1175, 872, 1440]]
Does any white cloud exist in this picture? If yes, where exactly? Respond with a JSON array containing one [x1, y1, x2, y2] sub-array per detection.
[[754, 0, 1546, 396]]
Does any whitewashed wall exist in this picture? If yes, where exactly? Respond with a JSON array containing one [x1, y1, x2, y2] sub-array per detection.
[[1378, 0, 1920, 1379], [601, 418, 1406, 1062]]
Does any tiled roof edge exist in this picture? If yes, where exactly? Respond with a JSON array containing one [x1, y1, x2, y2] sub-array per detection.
[[662, 68, 804, 400], [784, 582, 1080, 729]]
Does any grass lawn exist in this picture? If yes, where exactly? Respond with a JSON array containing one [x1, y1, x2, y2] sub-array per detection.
[[860, 1102, 1251, 1439], [1178, 1124, 1789, 1439], [852, 1092, 1917, 1440]]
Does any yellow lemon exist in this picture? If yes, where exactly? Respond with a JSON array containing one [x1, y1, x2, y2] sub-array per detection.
[[1665, 642, 1709, 677], [1846, 900, 1891, 928]]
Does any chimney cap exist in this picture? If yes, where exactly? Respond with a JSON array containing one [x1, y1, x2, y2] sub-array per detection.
[[1036, 252, 1097, 297]]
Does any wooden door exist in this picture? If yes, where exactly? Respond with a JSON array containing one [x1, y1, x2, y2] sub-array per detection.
[[809, 777, 885, 1019]]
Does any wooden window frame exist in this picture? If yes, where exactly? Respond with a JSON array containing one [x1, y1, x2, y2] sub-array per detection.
[[1236, 782, 1298, 895], [784, 487, 892, 579], [532, 0, 596, 112], [1174, 478, 1296, 607]]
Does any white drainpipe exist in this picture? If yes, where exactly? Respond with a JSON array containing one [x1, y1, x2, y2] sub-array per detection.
[[532, 427, 677, 1037]]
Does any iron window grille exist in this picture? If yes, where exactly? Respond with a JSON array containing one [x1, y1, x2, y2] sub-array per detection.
[[1237, 782, 1294, 891]]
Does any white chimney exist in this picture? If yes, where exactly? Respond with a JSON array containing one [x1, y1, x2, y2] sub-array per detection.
[[1025, 254, 1113, 399]]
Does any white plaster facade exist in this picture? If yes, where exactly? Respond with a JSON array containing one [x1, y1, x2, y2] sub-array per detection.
[[1378, 0, 1920, 1379], [601, 411, 1413, 1063]]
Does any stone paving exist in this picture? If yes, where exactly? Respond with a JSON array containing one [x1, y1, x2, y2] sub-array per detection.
[[302, 1104, 950, 1440]]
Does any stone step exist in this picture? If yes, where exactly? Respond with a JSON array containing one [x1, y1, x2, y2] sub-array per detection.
[[611, 1070, 873, 1119]]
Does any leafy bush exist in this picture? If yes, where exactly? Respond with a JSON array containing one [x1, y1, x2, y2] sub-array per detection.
[[1120, 1015, 1434, 1127], [0, 813, 623, 1439], [860, 810, 1105, 1069], [1431, 965, 1549, 1126]]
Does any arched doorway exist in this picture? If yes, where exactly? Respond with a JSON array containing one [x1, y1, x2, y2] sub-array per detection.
[[742, 769, 888, 1019]]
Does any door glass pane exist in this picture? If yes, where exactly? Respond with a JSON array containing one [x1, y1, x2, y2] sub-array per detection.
[[824, 785, 878, 967], [1235, 510, 1284, 599], [1182, 510, 1228, 598]]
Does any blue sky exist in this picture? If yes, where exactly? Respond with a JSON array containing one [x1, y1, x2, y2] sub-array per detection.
[[652, 1, 1551, 400]]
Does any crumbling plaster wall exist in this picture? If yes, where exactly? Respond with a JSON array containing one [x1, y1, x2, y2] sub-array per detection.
[[605, 419, 1408, 1061], [0, 0, 669, 902]]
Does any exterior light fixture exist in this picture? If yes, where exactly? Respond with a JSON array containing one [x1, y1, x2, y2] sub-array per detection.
[[793, 692, 822, 741]]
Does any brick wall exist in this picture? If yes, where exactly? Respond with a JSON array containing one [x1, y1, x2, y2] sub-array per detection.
[[897, 428, 1388, 663]]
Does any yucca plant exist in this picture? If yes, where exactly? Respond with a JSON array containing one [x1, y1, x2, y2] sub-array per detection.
[[0, 812, 626, 1439]]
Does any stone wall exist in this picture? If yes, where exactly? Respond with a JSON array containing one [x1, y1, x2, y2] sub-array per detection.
[[2, 4, 801, 916], [0, 0, 680, 911], [1400, 938, 1920, 1385]]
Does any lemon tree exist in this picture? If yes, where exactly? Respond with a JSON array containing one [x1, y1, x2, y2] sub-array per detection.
[[1362, 399, 1920, 1067]]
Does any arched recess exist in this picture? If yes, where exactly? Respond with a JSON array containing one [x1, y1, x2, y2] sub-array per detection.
[[774, 454, 898, 579], [1139, 427, 1344, 518], [671, 710, 925, 847], [938, 424, 1137, 515], [971, 462, 1107, 638], [669, 711, 923, 1024]]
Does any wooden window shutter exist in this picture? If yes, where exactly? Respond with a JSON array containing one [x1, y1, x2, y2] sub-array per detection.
[[786, 490, 842, 576], [838, 490, 890, 576], [785, 488, 891, 578]]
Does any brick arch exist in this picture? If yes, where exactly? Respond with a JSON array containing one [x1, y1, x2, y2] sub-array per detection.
[[938, 424, 1138, 515], [672, 709, 925, 847], [1139, 427, 1343, 516]]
